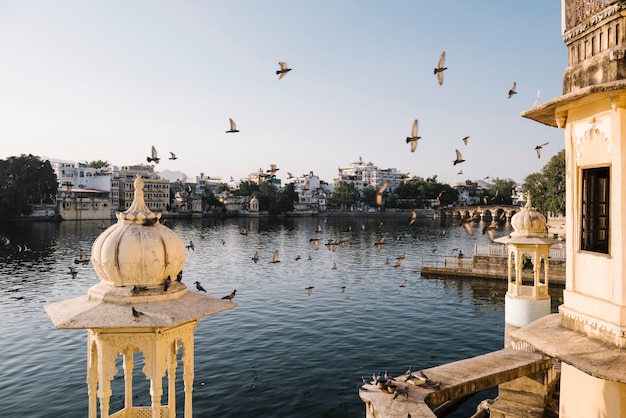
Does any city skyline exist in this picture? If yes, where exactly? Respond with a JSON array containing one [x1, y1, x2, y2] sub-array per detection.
[[0, 1, 565, 185]]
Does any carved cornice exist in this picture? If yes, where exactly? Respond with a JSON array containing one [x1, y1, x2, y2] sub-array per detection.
[[563, 3, 624, 43]]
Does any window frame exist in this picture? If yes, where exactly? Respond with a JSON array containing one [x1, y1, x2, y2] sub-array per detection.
[[580, 166, 610, 254]]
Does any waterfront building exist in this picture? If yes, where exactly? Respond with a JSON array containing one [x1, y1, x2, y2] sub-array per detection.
[[292, 171, 330, 213], [335, 157, 407, 194], [52, 160, 114, 220], [454, 179, 488, 205], [116, 164, 170, 212], [45, 174, 236, 417], [517, 0, 626, 416]]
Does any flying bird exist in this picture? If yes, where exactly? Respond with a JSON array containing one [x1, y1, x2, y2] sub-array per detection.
[[375, 181, 389, 206], [226, 118, 239, 133], [374, 236, 387, 251], [305, 286, 314, 296], [409, 210, 417, 225], [194, 281, 207, 292], [252, 250, 259, 263], [482, 222, 498, 243], [457, 170, 463, 175], [147, 145, 160, 164], [535, 142, 549, 159], [453, 149, 465, 165], [67, 266, 77, 279], [277, 62, 292, 79], [74, 250, 89, 265], [507, 82, 517, 99], [340, 286, 346, 293], [267, 164, 280, 177], [222, 289, 237, 301], [399, 279, 408, 287], [310, 238, 320, 251], [186, 241, 195, 251], [434, 51, 447, 85], [406, 119, 421, 152], [169, 152, 177, 160], [462, 136, 469, 145], [270, 250, 281, 263]]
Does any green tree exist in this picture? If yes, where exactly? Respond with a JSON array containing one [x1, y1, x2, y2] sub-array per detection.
[[282, 182, 298, 203], [331, 181, 359, 210], [87, 160, 109, 169], [522, 149, 565, 216], [0, 154, 58, 219], [202, 188, 223, 212], [488, 178, 516, 205], [234, 180, 259, 197], [361, 185, 378, 207]]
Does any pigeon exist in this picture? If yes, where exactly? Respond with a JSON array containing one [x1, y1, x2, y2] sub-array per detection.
[[169, 152, 177, 160], [457, 170, 463, 175], [507, 82, 517, 99], [409, 210, 417, 225], [131, 285, 147, 295], [68, 266, 77, 279], [374, 236, 387, 251], [310, 238, 320, 251], [222, 289, 236, 301], [176, 270, 183, 282], [186, 241, 195, 251], [252, 250, 259, 263], [535, 142, 549, 159], [482, 222, 498, 243], [462, 136, 469, 145], [453, 149, 465, 165], [194, 281, 207, 292], [147, 145, 160, 164], [277, 62, 292, 79], [295, 255, 302, 261], [226, 118, 239, 133], [74, 250, 89, 265], [406, 119, 421, 152], [340, 286, 346, 293], [163, 276, 172, 292], [305, 286, 314, 296], [132, 307, 144, 319], [267, 164, 280, 177], [434, 51, 447, 85], [375, 181, 389, 206], [270, 250, 280, 263]]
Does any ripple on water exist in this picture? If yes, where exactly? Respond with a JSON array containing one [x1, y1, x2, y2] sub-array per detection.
[[0, 217, 561, 418]]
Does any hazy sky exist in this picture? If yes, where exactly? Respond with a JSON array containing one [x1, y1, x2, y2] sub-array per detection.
[[0, 1, 566, 185]]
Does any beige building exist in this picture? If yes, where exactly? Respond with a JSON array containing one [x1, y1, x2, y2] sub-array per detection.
[[117, 164, 170, 212], [519, 0, 626, 416]]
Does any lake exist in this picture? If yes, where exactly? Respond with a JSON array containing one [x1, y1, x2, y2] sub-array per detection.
[[0, 215, 563, 417]]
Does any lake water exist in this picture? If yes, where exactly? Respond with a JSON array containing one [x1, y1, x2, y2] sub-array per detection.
[[0, 215, 563, 417]]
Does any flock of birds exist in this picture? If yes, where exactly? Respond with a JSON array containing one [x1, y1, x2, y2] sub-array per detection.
[[140, 56, 550, 195], [409, 51, 550, 176]]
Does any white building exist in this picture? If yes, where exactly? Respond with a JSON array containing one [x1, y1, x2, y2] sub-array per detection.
[[334, 157, 407, 193]]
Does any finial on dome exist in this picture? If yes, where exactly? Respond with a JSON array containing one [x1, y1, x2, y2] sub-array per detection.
[[525, 192, 532, 209], [116, 173, 160, 223]]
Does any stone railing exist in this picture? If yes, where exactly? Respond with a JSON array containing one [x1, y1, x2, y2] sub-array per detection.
[[473, 244, 566, 261]]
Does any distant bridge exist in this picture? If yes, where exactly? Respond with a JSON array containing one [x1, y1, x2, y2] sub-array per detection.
[[440, 205, 521, 222]]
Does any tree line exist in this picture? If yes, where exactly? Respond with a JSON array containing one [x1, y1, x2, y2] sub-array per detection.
[[0, 153, 566, 220]]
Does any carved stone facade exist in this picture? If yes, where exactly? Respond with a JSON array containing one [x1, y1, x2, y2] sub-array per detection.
[[562, 0, 626, 93]]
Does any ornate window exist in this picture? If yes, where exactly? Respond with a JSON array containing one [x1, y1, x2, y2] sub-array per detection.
[[581, 166, 610, 253]]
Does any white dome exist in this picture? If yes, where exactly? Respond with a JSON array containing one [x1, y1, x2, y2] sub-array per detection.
[[91, 174, 186, 287], [510, 197, 547, 238]]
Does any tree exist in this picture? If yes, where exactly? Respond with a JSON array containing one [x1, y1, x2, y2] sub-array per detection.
[[87, 160, 109, 169], [202, 188, 223, 212], [331, 181, 359, 210], [233, 180, 259, 197], [522, 149, 565, 216], [489, 178, 516, 205], [0, 154, 58, 219]]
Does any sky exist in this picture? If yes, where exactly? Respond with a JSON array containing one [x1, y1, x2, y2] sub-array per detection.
[[0, 1, 566, 186]]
